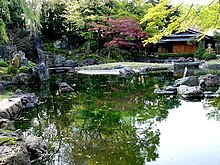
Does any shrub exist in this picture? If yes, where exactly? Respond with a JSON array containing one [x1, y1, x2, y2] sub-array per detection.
[[18, 66, 29, 73], [0, 61, 8, 67], [202, 46, 216, 60], [28, 61, 37, 67], [194, 42, 206, 59], [203, 52, 216, 60], [7, 66, 17, 74]]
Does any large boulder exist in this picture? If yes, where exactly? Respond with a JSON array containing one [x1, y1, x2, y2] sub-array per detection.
[[12, 89, 38, 109], [25, 135, 47, 160], [0, 130, 31, 165], [53, 35, 68, 49], [177, 85, 204, 99], [199, 74, 219, 87], [174, 76, 199, 87], [0, 144, 31, 165], [0, 118, 15, 130]]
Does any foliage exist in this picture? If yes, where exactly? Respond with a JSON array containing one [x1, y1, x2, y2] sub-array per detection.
[[43, 43, 68, 55], [140, 0, 180, 44], [114, 0, 152, 20], [0, 0, 41, 43], [0, 61, 8, 67], [214, 30, 220, 55], [0, 137, 16, 145], [203, 46, 216, 60], [28, 61, 37, 67], [7, 66, 17, 74], [18, 66, 29, 73], [194, 42, 206, 59], [141, 0, 220, 44], [90, 17, 147, 49], [41, 0, 68, 40]]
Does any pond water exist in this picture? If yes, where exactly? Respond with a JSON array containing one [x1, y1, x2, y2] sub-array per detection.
[[15, 72, 220, 165]]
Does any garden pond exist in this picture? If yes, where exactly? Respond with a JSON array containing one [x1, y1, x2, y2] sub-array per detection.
[[14, 71, 220, 165]]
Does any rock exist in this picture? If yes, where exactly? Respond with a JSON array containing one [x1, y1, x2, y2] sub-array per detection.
[[200, 63, 220, 70], [0, 98, 23, 120], [176, 57, 187, 62], [0, 144, 31, 165], [154, 86, 177, 95], [0, 118, 15, 130], [0, 81, 6, 93], [119, 67, 135, 77], [67, 68, 77, 76], [54, 55, 66, 67], [114, 65, 124, 69], [204, 91, 218, 98], [199, 74, 219, 87], [84, 58, 97, 65], [58, 82, 74, 93], [37, 48, 46, 63], [177, 85, 204, 99], [12, 89, 38, 109], [186, 57, 194, 62], [27, 67, 40, 85], [174, 76, 199, 87], [25, 135, 47, 160], [139, 67, 148, 74], [38, 62, 49, 82], [12, 73, 28, 84], [173, 62, 200, 70], [64, 60, 77, 67], [11, 54, 22, 69], [53, 35, 68, 49]]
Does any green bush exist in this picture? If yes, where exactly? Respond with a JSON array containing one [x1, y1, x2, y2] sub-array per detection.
[[194, 42, 206, 59], [7, 66, 17, 74], [28, 61, 37, 67], [158, 53, 194, 58], [203, 52, 216, 60], [0, 61, 8, 67], [18, 66, 29, 73]]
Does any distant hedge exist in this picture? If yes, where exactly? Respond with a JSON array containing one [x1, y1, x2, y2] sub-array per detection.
[[158, 53, 195, 58]]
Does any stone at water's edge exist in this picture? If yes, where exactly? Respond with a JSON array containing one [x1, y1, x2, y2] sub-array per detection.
[[0, 90, 47, 165], [0, 144, 31, 165], [199, 74, 220, 87], [0, 118, 15, 130], [154, 86, 177, 95], [0, 98, 23, 120], [25, 135, 47, 160], [174, 76, 199, 87], [177, 85, 204, 99]]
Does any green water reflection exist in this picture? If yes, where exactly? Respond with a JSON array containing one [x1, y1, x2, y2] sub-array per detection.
[[15, 73, 181, 165]]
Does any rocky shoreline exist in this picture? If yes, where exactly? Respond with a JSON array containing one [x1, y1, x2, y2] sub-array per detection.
[[0, 90, 47, 165]]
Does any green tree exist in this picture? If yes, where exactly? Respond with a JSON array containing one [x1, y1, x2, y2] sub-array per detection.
[[141, 0, 220, 44]]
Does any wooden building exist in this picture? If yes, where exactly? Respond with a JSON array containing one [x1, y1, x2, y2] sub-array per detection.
[[155, 29, 214, 54]]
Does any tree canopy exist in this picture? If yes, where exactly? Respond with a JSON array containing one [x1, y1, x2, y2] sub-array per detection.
[[0, 0, 41, 43], [141, 0, 220, 44]]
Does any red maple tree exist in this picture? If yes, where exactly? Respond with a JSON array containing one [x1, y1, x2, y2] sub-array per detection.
[[90, 17, 148, 49]]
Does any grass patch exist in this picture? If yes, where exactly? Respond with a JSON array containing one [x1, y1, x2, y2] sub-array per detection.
[[79, 62, 173, 70], [205, 60, 220, 64], [0, 92, 13, 100], [0, 137, 16, 145]]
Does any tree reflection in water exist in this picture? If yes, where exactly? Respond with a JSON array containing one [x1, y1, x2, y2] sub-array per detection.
[[15, 73, 181, 165]]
